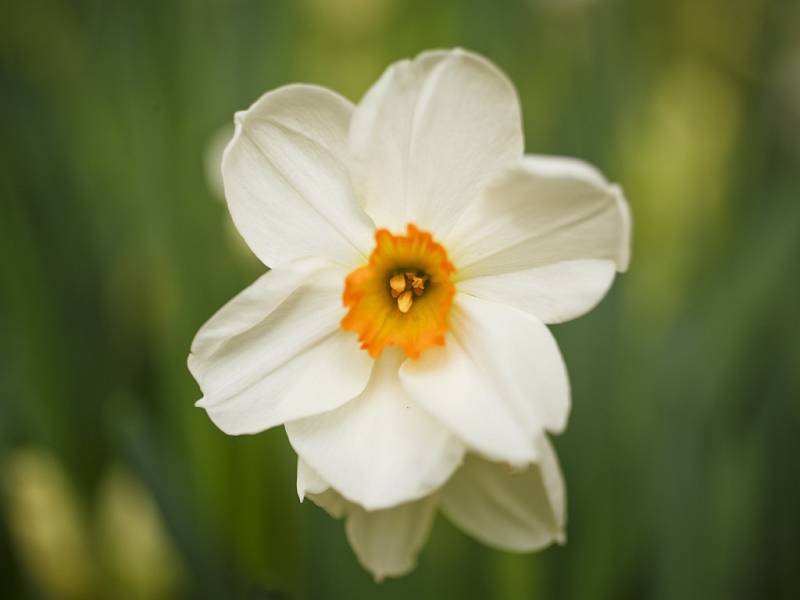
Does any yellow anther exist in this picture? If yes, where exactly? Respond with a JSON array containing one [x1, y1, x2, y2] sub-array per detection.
[[389, 273, 407, 297], [410, 275, 426, 295], [397, 290, 413, 313], [341, 224, 455, 359]]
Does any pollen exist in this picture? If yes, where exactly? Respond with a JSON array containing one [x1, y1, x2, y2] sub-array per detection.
[[341, 224, 456, 359], [389, 273, 407, 296], [397, 290, 414, 313]]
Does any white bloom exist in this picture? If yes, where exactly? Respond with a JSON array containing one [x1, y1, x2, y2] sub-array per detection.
[[189, 48, 631, 580]]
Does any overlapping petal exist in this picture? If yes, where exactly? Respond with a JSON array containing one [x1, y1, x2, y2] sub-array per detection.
[[191, 259, 372, 434], [448, 155, 631, 277], [350, 48, 523, 235], [297, 457, 329, 500], [457, 259, 617, 324], [445, 156, 630, 322], [345, 495, 438, 582], [297, 459, 437, 581], [222, 84, 375, 269], [400, 293, 570, 466], [441, 437, 565, 552], [286, 349, 465, 510]]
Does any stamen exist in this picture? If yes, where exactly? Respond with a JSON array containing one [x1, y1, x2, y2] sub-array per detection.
[[389, 273, 407, 296], [341, 224, 455, 359], [390, 271, 429, 310], [397, 290, 413, 313], [410, 274, 426, 296]]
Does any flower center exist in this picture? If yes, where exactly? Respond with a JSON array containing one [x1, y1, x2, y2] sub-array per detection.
[[341, 224, 455, 359], [389, 271, 428, 313]]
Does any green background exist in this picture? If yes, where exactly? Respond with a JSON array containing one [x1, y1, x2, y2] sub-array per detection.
[[1, 0, 799, 598]]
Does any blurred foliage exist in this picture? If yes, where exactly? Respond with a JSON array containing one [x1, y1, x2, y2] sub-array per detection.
[[1, 0, 799, 598]]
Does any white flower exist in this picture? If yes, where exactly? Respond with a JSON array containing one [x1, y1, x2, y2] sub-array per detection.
[[189, 48, 631, 581]]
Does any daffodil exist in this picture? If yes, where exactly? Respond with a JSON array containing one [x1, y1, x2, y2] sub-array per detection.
[[189, 48, 631, 580]]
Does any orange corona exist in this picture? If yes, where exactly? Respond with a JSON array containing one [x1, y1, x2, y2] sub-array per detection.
[[342, 224, 456, 359]]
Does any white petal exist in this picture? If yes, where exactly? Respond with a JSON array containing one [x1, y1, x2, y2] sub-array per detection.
[[296, 459, 349, 518], [350, 48, 523, 235], [296, 458, 329, 500], [345, 495, 438, 582], [286, 349, 465, 511], [447, 155, 632, 281], [307, 488, 349, 520], [189, 257, 326, 361], [441, 437, 565, 552], [298, 461, 438, 580], [453, 294, 571, 433], [222, 84, 375, 269], [401, 294, 569, 466], [190, 260, 372, 435], [457, 259, 616, 324]]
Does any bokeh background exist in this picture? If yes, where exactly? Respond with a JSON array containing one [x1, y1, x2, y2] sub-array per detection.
[[2, 0, 799, 598]]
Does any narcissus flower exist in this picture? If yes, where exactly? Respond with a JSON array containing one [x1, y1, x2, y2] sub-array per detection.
[[189, 48, 631, 580]]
